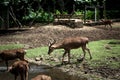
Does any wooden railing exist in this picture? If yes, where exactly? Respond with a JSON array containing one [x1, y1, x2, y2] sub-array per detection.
[[54, 14, 83, 20], [53, 14, 83, 28]]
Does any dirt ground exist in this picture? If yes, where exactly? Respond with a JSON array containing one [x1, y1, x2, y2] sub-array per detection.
[[0, 22, 120, 80], [0, 22, 120, 48]]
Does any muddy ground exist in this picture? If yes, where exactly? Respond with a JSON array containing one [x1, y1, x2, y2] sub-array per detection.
[[0, 22, 120, 80]]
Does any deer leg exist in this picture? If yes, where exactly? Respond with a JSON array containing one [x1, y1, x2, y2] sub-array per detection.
[[105, 24, 107, 28], [109, 24, 112, 30], [82, 46, 86, 59], [67, 50, 70, 63], [20, 73, 24, 80], [25, 71, 28, 80], [15, 75, 17, 80], [62, 50, 67, 64], [19, 55, 25, 60], [105, 24, 108, 30], [5, 60, 8, 70], [85, 47, 92, 59]]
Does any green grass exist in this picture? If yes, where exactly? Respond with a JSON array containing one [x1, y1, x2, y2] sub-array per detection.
[[26, 47, 48, 58], [26, 39, 120, 69], [0, 44, 24, 51], [88, 40, 120, 69], [0, 40, 120, 69]]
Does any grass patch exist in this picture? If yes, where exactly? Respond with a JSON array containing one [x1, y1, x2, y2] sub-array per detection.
[[26, 47, 48, 58], [25, 39, 120, 69], [0, 44, 24, 51], [0, 40, 120, 69], [88, 40, 120, 69]]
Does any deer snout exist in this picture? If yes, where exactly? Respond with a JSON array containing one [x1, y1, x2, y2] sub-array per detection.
[[48, 48, 54, 55], [7, 66, 13, 72], [48, 50, 52, 55]]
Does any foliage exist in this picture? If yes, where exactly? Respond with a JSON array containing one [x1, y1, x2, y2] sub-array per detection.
[[55, 10, 61, 15], [0, 0, 120, 28], [85, 10, 100, 20], [55, 10, 68, 15], [86, 10, 94, 19], [74, 10, 83, 15], [23, 10, 54, 23], [106, 10, 120, 19]]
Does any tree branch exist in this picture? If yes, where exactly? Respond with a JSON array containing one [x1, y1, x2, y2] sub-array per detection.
[[9, 6, 23, 28]]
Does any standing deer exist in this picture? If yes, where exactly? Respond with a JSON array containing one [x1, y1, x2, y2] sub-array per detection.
[[48, 37, 92, 64], [8, 60, 29, 80], [0, 48, 27, 70], [101, 19, 113, 30]]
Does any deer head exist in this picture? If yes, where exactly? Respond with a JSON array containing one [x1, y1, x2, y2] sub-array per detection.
[[48, 40, 56, 55]]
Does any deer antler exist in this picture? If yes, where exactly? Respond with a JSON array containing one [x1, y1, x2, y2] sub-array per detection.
[[49, 39, 56, 47]]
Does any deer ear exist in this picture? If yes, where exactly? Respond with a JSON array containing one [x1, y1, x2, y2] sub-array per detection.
[[48, 42, 51, 46]]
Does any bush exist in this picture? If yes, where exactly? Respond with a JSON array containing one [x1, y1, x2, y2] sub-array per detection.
[[23, 10, 54, 23], [86, 10, 94, 19], [55, 10, 61, 15], [74, 10, 83, 15], [106, 10, 120, 19]]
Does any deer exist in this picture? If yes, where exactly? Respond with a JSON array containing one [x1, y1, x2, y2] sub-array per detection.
[[48, 36, 92, 64], [0, 48, 27, 70], [101, 19, 113, 30], [31, 74, 52, 80], [8, 60, 29, 80]]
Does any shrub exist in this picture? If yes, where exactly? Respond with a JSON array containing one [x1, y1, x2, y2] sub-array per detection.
[[23, 10, 54, 23], [86, 10, 94, 19]]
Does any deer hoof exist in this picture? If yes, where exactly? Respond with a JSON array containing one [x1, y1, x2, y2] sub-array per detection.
[[61, 61, 70, 65], [90, 57, 92, 60], [77, 58, 84, 62]]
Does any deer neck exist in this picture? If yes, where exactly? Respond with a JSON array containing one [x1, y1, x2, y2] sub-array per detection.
[[52, 43, 63, 49]]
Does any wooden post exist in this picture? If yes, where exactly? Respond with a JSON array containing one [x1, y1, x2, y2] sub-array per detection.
[[84, 5, 86, 23], [103, 0, 106, 19], [95, 6, 97, 22]]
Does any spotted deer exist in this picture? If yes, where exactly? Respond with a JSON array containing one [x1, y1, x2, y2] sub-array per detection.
[[48, 36, 92, 64], [101, 19, 113, 30], [8, 60, 29, 80], [0, 48, 27, 70]]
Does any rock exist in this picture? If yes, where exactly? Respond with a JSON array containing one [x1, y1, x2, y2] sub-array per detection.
[[104, 44, 111, 50], [35, 57, 43, 61]]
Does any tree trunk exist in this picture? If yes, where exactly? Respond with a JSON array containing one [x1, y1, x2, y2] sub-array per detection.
[[0, 6, 9, 30]]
